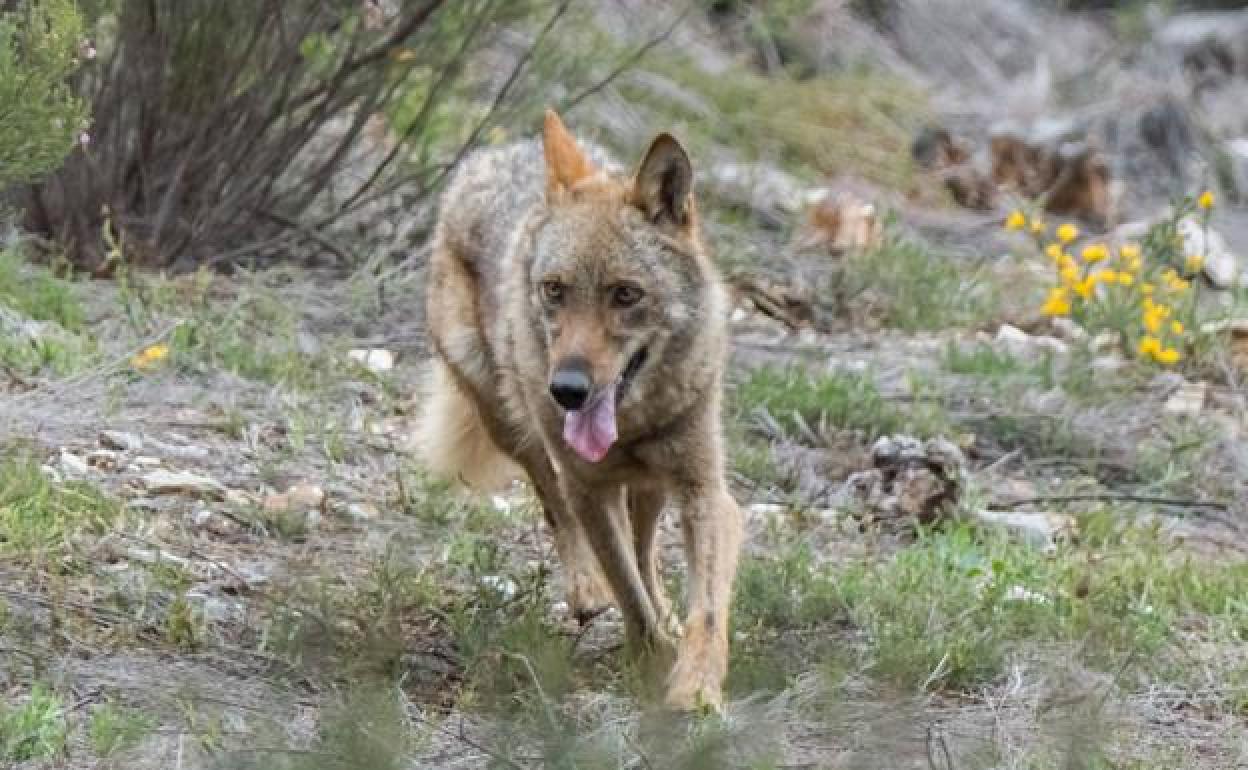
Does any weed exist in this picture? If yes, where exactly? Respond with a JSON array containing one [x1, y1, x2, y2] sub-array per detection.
[[733, 365, 948, 442], [0, 451, 122, 564], [0, 684, 68, 762], [838, 231, 1001, 331], [89, 702, 155, 757], [0, 247, 85, 330]]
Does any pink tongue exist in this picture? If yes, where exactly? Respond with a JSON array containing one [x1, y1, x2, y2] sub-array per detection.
[[562, 383, 618, 463]]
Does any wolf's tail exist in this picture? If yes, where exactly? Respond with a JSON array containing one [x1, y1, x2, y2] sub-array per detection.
[[412, 359, 521, 493]]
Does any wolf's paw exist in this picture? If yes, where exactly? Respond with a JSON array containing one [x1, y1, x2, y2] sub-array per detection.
[[566, 567, 614, 625], [663, 651, 725, 713]]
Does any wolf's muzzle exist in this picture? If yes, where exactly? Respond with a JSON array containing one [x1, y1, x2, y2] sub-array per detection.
[[550, 357, 593, 411]]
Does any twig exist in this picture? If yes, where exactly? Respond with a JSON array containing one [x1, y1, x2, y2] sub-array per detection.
[[560, 3, 694, 113], [989, 493, 1229, 512]]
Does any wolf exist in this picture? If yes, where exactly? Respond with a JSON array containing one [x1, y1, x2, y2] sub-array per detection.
[[416, 110, 743, 710]]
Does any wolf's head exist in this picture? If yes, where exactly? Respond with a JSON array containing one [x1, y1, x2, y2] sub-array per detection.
[[528, 110, 708, 463]]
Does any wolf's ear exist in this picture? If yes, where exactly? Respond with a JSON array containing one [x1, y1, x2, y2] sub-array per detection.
[[632, 133, 693, 230], [543, 109, 597, 197]]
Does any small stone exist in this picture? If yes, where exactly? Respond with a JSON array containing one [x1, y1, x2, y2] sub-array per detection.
[[86, 449, 122, 470], [1049, 317, 1086, 342], [1004, 585, 1049, 604], [40, 465, 62, 483], [142, 469, 227, 499], [132, 456, 163, 468], [225, 489, 254, 508], [972, 509, 1077, 548], [192, 508, 241, 537], [480, 574, 518, 600], [348, 348, 395, 373], [100, 430, 143, 452], [344, 502, 379, 521], [145, 437, 209, 461], [58, 450, 89, 477], [1090, 354, 1128, 373], [1164, 381, 1207, 417], [264, 483, 325, 513], [1177, 217, 1239, 289]]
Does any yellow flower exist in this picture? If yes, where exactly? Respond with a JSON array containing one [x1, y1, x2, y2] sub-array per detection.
[[1056, 223, 1079, 244], [1095, 269, 1118, 284], [1155, 347, 1182, 365], [1059, 265, 1080, 286], [1073, 278, 1095, 299], [1137, 336, 1161, 357], [1198, 190, 1215, 210], [1117, 272, 1134, 286], [1005, 210, 1026, 231], [1119, 243, 1141, 261], [1171, 320, 1185, 335], [131, 343, 170, 370], [1140, 282, 1155, 296], [1081, 244, 1109, 263], [1045, 243, 1064, 262], [1030, 218, 1046, 235], [1041, 287, 1071, 317], [1185, 253, 1205, 273], [1058, 253, 1078, 272]]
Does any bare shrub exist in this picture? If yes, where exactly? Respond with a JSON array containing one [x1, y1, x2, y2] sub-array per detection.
[[13, 0, 594, 271]]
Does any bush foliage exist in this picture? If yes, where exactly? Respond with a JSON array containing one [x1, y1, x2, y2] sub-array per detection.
[[0, 0, 88, 188]]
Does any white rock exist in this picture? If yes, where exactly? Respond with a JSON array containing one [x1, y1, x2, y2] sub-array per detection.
[[345, 502, 379, 520], [1177, 217, 1239, 289], [99, 430, 143, 452], [142, 469, 226, 499], [40, 465, 62, 483], [480, 575, 518, 601], [58, 450, 89, 477], [1004, 585, 1050, 604], [347, 348, 395, 373], [1164, 381, 1207, 417], [972, 509, 1077, 548], [263, 483, 325, 513], [1049, 317, 1086, 342]]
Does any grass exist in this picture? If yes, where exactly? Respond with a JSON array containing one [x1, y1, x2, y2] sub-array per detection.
[[628, 54, 926, 192], [726, 514, 1248, 697], [0, 450, 123, 564], [834, 232, 1002, 331], [732, 365, 950, 443], [0, 246, 95, 374], [0, 684, 68, 762], [0, 247, 84, 330], [89, 702, 155, 757]]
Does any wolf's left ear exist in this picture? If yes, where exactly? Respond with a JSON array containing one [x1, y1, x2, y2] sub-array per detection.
[[632, 134, 693, 231]]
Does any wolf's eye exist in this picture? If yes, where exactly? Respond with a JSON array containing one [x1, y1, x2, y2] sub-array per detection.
[[611, 284, 644, 308], [540, 280, 564, 305]]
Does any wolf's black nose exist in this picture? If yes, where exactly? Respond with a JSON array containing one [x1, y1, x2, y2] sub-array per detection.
[[550, 359, 592, 411]]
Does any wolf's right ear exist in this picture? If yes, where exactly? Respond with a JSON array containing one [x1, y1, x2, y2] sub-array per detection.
[[632, 133, 693, 231], [543, 109, 597, 198]]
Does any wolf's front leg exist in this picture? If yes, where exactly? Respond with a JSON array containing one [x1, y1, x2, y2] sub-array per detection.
[[665, 482, 743, 712], [524, 456, 614, 623], [563, 480, 675, 660]]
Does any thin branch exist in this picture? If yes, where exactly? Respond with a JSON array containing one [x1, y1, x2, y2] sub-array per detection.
[[559, 3, 693, 113], [989, 493, 1230, 512]]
